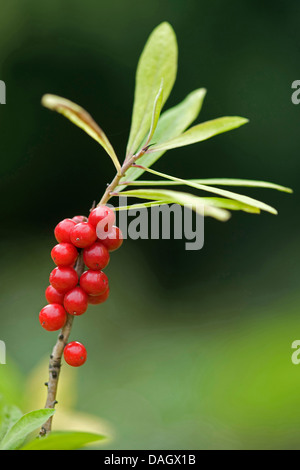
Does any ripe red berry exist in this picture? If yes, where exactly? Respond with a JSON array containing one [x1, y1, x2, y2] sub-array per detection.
[[80, 270, 109, 295], [101, 226, 123, 252], [70, 222, 97, 248], [64, 341, 87, 367], [50, 266, 78, 293], [45, 285, 65, 305], [51, 243, 78, 267], [72, 215, 88, 224], [88, 287, 110, 305], [64, 287, 88, 316], [54, 219, 76, 244], [88, 206, 115, 238], [83, 242, 110, 270], [39, 304, 67, 331]]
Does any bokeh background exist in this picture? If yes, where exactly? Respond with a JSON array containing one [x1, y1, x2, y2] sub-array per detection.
[[0, 0, 300, 450]]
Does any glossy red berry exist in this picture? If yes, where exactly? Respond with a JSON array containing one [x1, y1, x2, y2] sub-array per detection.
[[101, 226, 123, 252], [39, 304, 67, 331], [50, 266, 78, 293], [64, 341, 87, 367], [54, 219, 76, 244], [88, 287, 110, 305], [80, 270, 109, 295], [70, 222, 97, 248], [45, 285, 65, 305], [51, 243, 78, 267], [72, 215, 88, 224], [83, 242, 110, 270], [64, 287, 88, 316], [89, 206, 115, 238]]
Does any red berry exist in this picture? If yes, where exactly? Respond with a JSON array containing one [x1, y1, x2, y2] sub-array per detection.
[[89, 206, 115, 238], [54, 219, 76, 244], [80, 270, 108, 295], [51, 243, 78, 267], [70, 222, 97, 248], [45, 285, 65, 305], [83, 242, 110, 270], [88, 287, 110, 305], [64, 287, 88, 316], [50, 266, 78, 293], [101, 226, 123, 251], [64, 341, 87, 367], [39, 304, 67, 331], [72, 215, 88, 224]]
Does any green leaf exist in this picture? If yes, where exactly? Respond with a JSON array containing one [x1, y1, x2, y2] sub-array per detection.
[[119, 88, 206, 188], [42, 94, 122, 174], [0, 405, 22, 442], [0, 408, 55, 450], [115, 189, 231, 222], [114, 201, 167, 211], [126, 22, 178, 157], [202, 198, 260, 214], [144, 80, 164, 147], [149, 116, 249, 152], [131, 167, 277, 215], [119, 177, 292, 193], [20, 431, 105, 450]]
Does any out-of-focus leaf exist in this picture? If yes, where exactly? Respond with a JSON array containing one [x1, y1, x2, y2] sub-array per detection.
[[0, 404, 22, 442], [119, 88, 206, 188], [42, 94, 121, 174], [149, 116, 248, 152], [129, 167, 277, 215], [20, 431, 105, 450], [126, 22, 178, 157], [119, 178, 292, 193], [0, 409, 55, 450], [115, 189, 231, 221], [114, 201, 167, 211]]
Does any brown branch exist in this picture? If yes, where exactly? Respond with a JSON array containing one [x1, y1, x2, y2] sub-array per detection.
[[40, 145, 148, 436], [40, 252, 85, 436]]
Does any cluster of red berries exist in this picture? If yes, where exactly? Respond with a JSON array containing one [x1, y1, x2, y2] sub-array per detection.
[[39, 206, 123, 367]]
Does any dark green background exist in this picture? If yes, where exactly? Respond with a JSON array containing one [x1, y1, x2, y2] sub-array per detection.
[[0, 0, 300, 449]]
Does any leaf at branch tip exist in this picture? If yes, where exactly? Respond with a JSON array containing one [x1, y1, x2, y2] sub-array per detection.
[[149, 116, 249, 152], [145, 80, 164, 146], [117, 189, 231, 222], [202, 198, 261, 214], [121, 178, 293, 193], [20, 431, 106, 451], [137, 167, 278, 215], [0, 408, 55, 450], [126, 22, 178, 157], [114, 201, 167, 211], [42, 94, 122, 174], [119, 88, 207, 189]]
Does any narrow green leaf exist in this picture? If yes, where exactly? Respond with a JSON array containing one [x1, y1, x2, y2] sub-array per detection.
[[149, 116, 249, 152], [114, 201, 167, 211], [202, 198, 260, 214], [119, 177, 292, 193], [145, 80, 164, 147], [0, 405, 22, 442], [0, 408, 55, 450], [115, 189, 231, 222], [20, 431, 105, 451], [119, 88, 206, 188], [42, 94, 122, 174], [126, 22, 178, 157], [134, 167, 277, 215]]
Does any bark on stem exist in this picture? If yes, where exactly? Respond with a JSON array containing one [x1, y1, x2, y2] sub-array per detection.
[[40, 251, 85, 436], [40, 146, 147, 435]]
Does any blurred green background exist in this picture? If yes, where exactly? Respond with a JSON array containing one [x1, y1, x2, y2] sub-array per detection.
[[0, 0, 300, 450]]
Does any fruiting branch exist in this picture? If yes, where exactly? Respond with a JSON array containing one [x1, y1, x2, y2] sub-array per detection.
[[40, 252, 85, 436]]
